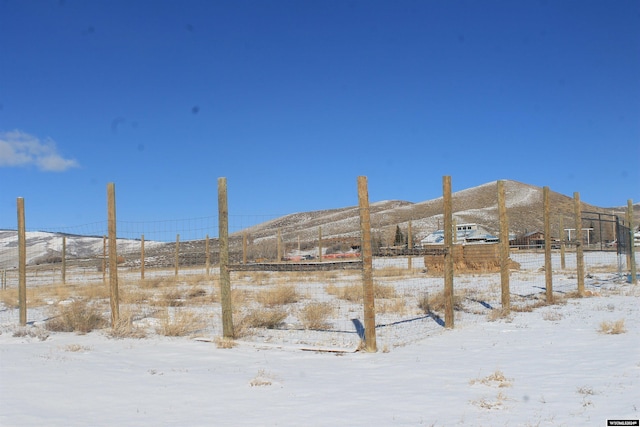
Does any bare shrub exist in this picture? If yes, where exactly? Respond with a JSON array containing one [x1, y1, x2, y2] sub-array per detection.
[[424, 290, 464, 314], [108, 311, 148, 339], [299, 302, 335, 329], [257, 284, 299, 307], [241, 308, 288, 329], [598, 319, 626, 335], [156, 309, 207, 337], [46, 300, 107, 334], [417, 293, 430, 314]]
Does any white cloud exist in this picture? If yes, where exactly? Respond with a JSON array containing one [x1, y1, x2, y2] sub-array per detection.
[[0, 130, 79, 172]]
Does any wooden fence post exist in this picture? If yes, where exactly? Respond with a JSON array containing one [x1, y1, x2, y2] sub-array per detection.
[[277, 229, 282, 262], [574, 192, 585, 296], [107, 183, 119, 325], [318, 227, 323, 262], [61, 236, 66, 284], [17, 197, 27, 326], [242, 232, 247, 265], [443, 176, 454, 329], [205, 234, 211, 275], [218, 177, 234, 338], [102, 236, 107, 286], [627, 200, 637, 284], [140, 234, 145, 280], [544, 187, 553, 303], [174, 234, 180, 276], [358, 176, 377, 352], [407, 221, 413, 270], [497, 181, 510, 313], [559, 215, 566, 270]]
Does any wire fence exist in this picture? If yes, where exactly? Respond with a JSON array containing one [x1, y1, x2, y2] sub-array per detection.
[[1, 178, 637, 351]]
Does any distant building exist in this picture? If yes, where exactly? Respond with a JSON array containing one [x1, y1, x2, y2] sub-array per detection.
[[420, 223, 498, 246], [513, 231, 545, 249]]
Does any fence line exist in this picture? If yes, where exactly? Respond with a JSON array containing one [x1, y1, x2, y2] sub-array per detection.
[[0, 177, 637, 351]]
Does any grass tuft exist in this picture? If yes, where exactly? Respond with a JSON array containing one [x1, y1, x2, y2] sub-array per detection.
[[299, 302, 335, 329], [598, 319, 626, 335], [45, 300, 107, 334]]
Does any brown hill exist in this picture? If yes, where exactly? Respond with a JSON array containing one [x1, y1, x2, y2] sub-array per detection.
[[236, 180, 639, 247]]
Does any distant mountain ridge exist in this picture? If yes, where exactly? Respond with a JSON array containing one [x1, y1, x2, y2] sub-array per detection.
[[1, 180, 637, 268]]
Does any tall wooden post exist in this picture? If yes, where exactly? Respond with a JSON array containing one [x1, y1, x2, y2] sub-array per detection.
[[140, 234, 145, 280], [627, 200, 637, 284], [559, 215, 566, 270], [318, 227, 323, 262], [61, 236, 66, 284], [218, 177, 234, 338], [107, 183, 119, 325], [407, 221, 413, 270], [277, 229, 282, 262], [543, 187, 553, 303], [443, 176, 454, 329], [574, 192, 585, 296], [174, 234, 180, 276], [102, 236, 107, 286], [242, 231, 247, 265], [358, 176, 377, 352], [205, 234, 210, 275], [17, 197, 27, 326], [497, 181, 510, 313]]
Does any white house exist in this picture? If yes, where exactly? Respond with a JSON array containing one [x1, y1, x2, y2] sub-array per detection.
[[420, 223, 498, 246]]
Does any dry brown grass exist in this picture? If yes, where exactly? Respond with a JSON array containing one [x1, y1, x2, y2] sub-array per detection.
[[241, 308, 288, 329], [156, 288, 185, 307], [235, 271, 272, 286], [325, 283, 397, 302], [598, 319, 626, 335], [471, 370, 512, 387], [155, 308, 208, 337], [375, 266, 411, 278], [376, 298, 408, 315], [487, 308, 512, 322], [299, 302, 335, 329], [45, 300, 108, 334], [422, 290, 464, 314], [0, 288, 19, 308], [108, 309, 148, 339], [257, 284, 300, 307], [63, 343, 92, 352], [326, 283, 361, 302], [214, 336, 237, 349]]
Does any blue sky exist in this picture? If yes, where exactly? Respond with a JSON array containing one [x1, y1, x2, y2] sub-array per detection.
[[1, 0, 638, 233]]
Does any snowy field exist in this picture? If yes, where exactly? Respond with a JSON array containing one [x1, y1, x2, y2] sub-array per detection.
[[1, 253, 639, 426]]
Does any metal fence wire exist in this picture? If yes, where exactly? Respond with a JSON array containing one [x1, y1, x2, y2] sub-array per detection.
[[0, 179, 637, 350]]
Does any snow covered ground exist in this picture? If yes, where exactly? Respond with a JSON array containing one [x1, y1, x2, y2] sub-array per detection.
[[1, 254, 638, 426]]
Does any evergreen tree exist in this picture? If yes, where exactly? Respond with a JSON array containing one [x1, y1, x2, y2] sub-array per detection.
[[394, 225, 404, 246]]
